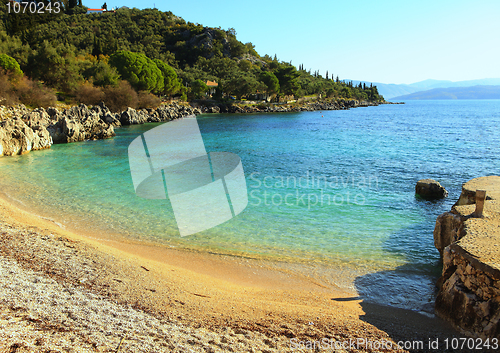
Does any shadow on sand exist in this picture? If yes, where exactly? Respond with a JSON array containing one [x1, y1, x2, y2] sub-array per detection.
[[347, 212, 475, 352], [353, 267, 463, 352]]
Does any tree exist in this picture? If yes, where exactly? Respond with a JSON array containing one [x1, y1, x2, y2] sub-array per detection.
[[84, 58, 120, 87], [153, 59, 181, 97], [104, 80, 139, 112], [4, 1, 44, 35], [340, 87, 351, 98], [0, 31, 31, 68], [369, 85, 380, 101], [225, 74, 260, 100], [190, 79, 208, 99], [109, 50, 164, 93], [259, 71, 279, 96], [274, 64, 300, 97], [27, 41, 83, 92], [0, 53, 23, 77], [196, 56, 238, 82], [244, 42, 258, 57], [238, 59, 252, 72], [227, 35, 246, 57], [92, 36, 104, 57]]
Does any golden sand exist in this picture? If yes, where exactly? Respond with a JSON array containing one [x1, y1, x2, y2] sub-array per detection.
[[0, 194, 461, 352]]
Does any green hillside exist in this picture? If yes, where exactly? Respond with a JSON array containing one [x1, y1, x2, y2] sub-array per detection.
[[0, 2, 383, 109]]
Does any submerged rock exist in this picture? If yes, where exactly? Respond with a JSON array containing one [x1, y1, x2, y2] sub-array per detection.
[[415, 179, 448, 200]]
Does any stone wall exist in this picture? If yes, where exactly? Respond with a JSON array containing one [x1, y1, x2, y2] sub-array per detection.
[[434, 176, 500, 339]]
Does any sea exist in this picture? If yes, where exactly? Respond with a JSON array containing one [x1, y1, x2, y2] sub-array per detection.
[[1, 100, 499, 315]]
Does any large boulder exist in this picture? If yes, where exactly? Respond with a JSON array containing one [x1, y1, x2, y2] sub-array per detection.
[[120, 107, 147, 125], [61, 116, 84, 143], [22, 108, 54, 150], [0, 117, 38, 155], [156, 106, 175, 121], [92, 102, 121, 127], [415, 179, 448, 200]]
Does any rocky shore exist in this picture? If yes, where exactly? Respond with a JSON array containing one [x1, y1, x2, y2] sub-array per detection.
[[0, 98, 395, 157], [0, 103, 201, 157], [433, 176, 500, 339], [201, 99, 396, 114]]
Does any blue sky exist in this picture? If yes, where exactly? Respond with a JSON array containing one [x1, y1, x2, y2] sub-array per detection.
[[84, 0, 500, 84]]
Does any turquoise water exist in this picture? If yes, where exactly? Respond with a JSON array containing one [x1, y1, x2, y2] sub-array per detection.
[[1, 100, 499, 313]]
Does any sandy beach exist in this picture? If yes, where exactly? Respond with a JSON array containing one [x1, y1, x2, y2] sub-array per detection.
[[0, 194, 463, 352]]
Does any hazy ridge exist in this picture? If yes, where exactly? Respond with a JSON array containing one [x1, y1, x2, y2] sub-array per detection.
[[351, 78, 500, 99], [391, 85, 500, 100]]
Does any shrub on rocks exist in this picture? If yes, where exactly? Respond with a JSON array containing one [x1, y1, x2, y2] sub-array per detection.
[[75, 83, 105, 106], [13, 77, 57, 109], [0, 73, 56, 108], [137, 91, 161, 110], [104, 81, 138, 112]]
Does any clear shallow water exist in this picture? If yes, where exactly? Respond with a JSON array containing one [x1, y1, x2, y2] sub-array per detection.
[[1, 100, 499, 313]]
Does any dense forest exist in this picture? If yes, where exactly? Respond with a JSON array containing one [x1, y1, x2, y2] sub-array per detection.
[[0, 1, 383, 111]]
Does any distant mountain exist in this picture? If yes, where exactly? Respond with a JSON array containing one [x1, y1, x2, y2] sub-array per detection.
[[407, 78, 500, 91], [350, 78, 500, 99], [391, 85, 500, 100]]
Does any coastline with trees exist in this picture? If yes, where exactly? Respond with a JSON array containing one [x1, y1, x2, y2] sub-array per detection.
[[0, 3, 384, 111]]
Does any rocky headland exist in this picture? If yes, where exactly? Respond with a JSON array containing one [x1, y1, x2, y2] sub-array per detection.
[[433, 176, 500, 338]]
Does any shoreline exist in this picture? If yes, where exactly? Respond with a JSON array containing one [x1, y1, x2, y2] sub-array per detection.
[[197, 98, 398, 114], [0, 98, 397, 157], [0, 188, 464, 352], [0, 182, 386, 286]]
